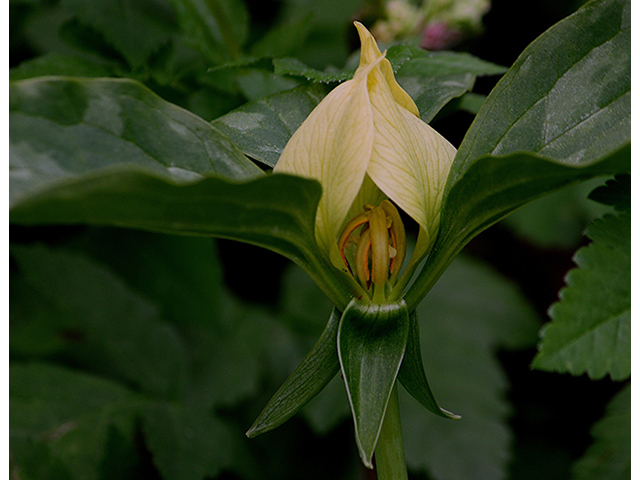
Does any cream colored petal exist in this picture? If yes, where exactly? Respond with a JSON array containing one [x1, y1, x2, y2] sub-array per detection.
[[274, 65, 376, 258], [365, 64, 457, 245], [346, 174, 386, 221], [354, 22, 420, 118]]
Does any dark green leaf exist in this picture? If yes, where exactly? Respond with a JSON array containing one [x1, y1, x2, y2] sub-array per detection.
[[61, 0, 173, 68], [246, 308, 341, 438], [532, 209, 630, 380], [188, 297, 281, 409], [169, 0, 247, 62], [69, 228, 224, 330], [398, 312, 460, 420], [397, 73, 475, 122], [406, 0, 630, 309], [10, 362, 140, 480], [273, 57, 353, 83], [588, 173, 630, 212], [337, 300, 410, 468], [272, 45, 505, 123], [9, 53, 116, 81], [212, 84, 327, 167], [394, 49, 507, 121], [10, 244, 190, 398], [401, 256, 540, 480], [10, 170, 354, 310], [501, 179, 612, 249], [395, 47, 508, 77], [277, 266, 348, 434], [571, 384, 630, 480], [67, 228, 273, 409], [454, 0, 630, 167], [142, 402, 234, 480], [233, 69, 301, 101], [10, 76, 262, 208], [250, 14, 314, 58]]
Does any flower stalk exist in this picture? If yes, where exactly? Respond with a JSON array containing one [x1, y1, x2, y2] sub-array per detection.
[[262, 21, 460, 474], [375, 383, 408, 480]]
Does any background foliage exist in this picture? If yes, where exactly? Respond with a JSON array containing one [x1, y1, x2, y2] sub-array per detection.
[[10, 0, 629, 479]]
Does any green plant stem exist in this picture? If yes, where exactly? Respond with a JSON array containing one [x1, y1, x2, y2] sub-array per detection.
[[208, 0, 241, 60], [374, 383, 408, 480]]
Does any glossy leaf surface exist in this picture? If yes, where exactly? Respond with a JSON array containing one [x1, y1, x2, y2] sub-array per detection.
[[406, 0, 630, 309], [338, 300, 410, 467], [10, 77, 262, 210], [212, 84, 327, 167]]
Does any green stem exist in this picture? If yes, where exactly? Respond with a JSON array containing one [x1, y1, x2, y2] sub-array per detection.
[[208, 0, 242, 60], [374, 383, 408, 480]]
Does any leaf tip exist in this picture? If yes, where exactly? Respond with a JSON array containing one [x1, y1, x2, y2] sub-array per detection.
[[245, 422, 264, 438], [441, 408, 462, 420]]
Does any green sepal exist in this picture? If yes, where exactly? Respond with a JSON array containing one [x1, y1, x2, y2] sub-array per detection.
[[246, 308, 340, 438], [337, 299, 410, 468], [398, 311, 460, 419]]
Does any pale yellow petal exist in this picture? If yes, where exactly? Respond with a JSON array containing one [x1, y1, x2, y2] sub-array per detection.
[[346, 174, 386, 221], [365, 64, 457, 244], [354, 21, 420, 118], [274, 64, 376, 258]]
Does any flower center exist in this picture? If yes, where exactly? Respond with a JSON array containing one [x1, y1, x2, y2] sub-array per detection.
[[337, 200, 406, 302]]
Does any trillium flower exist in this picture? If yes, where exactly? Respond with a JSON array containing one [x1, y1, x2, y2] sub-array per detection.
[[274, 22, 456, 302]]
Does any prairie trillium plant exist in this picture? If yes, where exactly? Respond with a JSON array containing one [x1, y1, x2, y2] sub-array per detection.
[[10, 0, 630, 478], [275, 22, 457, 304], [257, 22, 460, 476]]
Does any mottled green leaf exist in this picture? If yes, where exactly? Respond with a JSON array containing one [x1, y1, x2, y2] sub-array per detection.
[[395, 47, 507, 121], [9, 53, 116, 80], [9, 76, 262, 209], [454, 0, 630, 167], [8, 76, 357, 308], [212, 84, 327, 167], [396, 49, 507, 77], [407, 0, 631, 309]]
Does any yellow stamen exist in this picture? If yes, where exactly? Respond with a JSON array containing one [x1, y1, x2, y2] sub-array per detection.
[[380, 200, 406, 281], [337, 200, 407, 301], [337, 211, 371, 273], [355, 226, 371, 289]]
